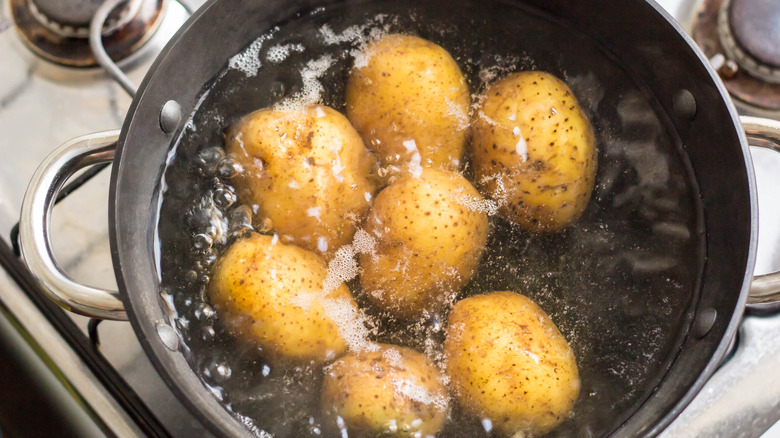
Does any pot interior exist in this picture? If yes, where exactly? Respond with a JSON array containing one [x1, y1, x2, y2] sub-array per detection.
[[113, 0, 753, 436]]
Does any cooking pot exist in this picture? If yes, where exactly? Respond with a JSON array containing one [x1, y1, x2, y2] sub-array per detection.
[[17, 0, 780, 436]]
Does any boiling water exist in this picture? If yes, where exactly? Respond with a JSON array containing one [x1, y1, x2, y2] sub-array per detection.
[[156, 1, 703, 436]]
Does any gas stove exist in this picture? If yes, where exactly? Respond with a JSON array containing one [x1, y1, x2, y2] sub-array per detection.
[[0, 0, 779, 437]]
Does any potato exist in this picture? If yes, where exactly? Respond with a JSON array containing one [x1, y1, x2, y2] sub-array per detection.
[[225, 104, 378, 260], [209, 233, 359, 363], [444, 291, 580, 436], [360, 168, 489, 319], [321, 344, 449, 437], [472, 71, 597, 232], [346, 34, 470, 177]]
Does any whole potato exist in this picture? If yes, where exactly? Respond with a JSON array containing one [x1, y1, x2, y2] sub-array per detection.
[[321, 344, 449, 437], [360, 168, 489, 319], [225, 105, 378, 260], [472, 71, 597, 232], [346, 34, 470, 177], [209, 233, 358, 363], [444, 291, 580, 436]]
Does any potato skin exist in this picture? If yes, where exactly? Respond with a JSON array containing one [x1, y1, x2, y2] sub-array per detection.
[[346, 34, 470, 176], [225, 105, 377, 260], [359, 168, 489, 319], [444, 291, 580, 436], [321, 344, 449, 437], [209, 233, 357, 363], [472, 71, 597, 232]]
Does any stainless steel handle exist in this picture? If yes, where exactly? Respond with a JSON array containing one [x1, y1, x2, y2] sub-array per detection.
[[19, 130, 127, 321], [741, 116, 780, 310]]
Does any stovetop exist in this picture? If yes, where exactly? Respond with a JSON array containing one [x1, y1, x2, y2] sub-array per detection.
[[1, 0, 780, 437]]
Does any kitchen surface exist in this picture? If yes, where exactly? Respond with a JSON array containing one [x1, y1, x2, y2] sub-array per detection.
[[1, 0, 780, 436]]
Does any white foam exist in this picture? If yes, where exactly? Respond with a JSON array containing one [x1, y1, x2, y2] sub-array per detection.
[[392, 378, 448, 412], [452, 177, 508, 216], [228, 31, 276, 77], [319, 23, 369, 45], [274, 55, 334, 112], [476, 110, 498, 127], [321, 296, 379, 353], [445, 98, 469, 131], [318, 15, 394, 69], [382, 347, 403, 368], [307, 207, 321, 219], [266, 43, 305, 64], [352, 228, 377, 254], [289, 229, 381, 353]]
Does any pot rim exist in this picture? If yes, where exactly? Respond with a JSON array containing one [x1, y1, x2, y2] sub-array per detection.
[[108, 0, 759, 436]]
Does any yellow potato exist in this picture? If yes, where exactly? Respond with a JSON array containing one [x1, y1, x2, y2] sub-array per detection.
[[472, 71, 597, 232], [346, 34, 470, 177], [444, 291, 580, 436], [321, 344, 449, 437], [360, 168, 489, 319], [209, 233, 358, 363], [225, 105, 378, 260]]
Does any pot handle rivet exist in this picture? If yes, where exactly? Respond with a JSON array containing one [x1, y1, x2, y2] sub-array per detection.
[[160, 100, 182, 134], [693, 307, 717, 338], [673, 89, 697, 120], [156, 322, 179, 351]]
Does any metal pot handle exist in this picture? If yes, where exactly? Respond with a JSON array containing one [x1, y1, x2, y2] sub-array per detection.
[[19, 130, 127, 321], [741, 116, 780, 311]]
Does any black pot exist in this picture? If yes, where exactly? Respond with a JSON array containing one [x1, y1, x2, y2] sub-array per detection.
[[18, 0, 780, 436]]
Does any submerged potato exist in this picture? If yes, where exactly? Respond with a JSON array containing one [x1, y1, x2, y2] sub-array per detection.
[[472, 71, 597, 231], [346, 34, 470, 176], [225, 105, 377, 259], [444, 291, 580, 436], [209, 233, 358, 363], [321, 344, 449, 437], [360, 168, 489, 319]]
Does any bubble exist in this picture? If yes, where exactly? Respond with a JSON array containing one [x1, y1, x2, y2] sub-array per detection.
[[217, 155, 243, 179], [214, 186, 237, 209], [194, 303, 216, 321], [193, 233, 213, 251], [196, 147, 225, 176], [201, 325, 217, 342], [258, 217, 273, 233], [184, 270, 198, 285], [269, 81, 286, 101], [228, 205, 254, 235], [202, 356, 232, 385], [202, 251, 218, 269]]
